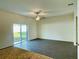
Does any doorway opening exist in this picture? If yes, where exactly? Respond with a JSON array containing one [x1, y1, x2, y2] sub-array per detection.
[[13, 24, 28, 44]]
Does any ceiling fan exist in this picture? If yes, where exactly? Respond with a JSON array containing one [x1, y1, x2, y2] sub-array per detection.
[[26, 9, 48, 21]]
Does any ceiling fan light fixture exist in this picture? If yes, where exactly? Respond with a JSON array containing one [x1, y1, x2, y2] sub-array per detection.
[[36, 16, 40, 21]]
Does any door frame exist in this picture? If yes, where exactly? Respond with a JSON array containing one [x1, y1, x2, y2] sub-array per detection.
[[13, 24, 29, 44]]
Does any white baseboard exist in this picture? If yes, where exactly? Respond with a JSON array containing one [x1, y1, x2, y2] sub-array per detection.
[[38, 38, 74, 43], [0, 44, 13, 49]]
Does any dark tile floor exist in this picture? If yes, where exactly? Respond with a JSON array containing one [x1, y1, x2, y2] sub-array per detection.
[[14, 39, 77, 59]]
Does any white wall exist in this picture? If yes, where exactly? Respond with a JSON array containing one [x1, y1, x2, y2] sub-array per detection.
[[0, 10, 37, 49], [0, 10, 74, 49], [38, 13, 74, 42]]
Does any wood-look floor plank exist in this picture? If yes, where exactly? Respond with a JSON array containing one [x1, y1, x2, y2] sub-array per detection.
[[0, 47, 53, 59]]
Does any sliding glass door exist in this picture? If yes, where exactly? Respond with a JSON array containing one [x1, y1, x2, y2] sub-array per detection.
[[21, 25, 27, 42], [13, 24, 27, 44]]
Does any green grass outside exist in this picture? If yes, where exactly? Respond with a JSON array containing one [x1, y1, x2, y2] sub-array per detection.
[[14, 32, 26, 42]]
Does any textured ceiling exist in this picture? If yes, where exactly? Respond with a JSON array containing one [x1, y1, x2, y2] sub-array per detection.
[[0, 0, 75, 16]]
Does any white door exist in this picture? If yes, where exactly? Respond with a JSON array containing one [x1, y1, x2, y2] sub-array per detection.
[[77, 0, 79, 44], [77, 0, 79, 59]]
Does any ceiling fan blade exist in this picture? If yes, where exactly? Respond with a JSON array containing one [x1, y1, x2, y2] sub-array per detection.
[[38, 13, 48, 16]]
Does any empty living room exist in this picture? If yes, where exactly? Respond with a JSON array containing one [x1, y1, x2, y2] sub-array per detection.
[[0, 0, 78, 59]]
